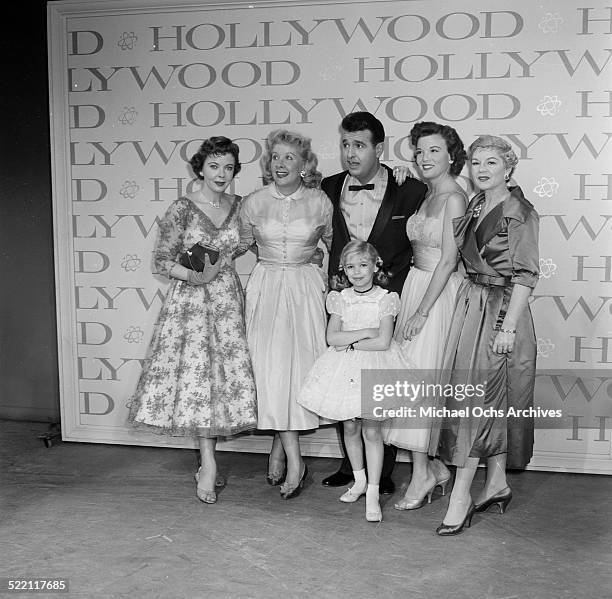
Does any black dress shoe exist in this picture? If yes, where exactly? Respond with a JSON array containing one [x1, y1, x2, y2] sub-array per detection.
[[379, 477, 396, 495], [280, 465, 309, 500], [321, 470, 354, 487]]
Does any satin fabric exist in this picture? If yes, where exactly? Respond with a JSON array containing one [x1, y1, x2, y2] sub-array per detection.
[[429, 186, 539, 469], [383, 210, 462, 452], [240, 184, 333, 431]]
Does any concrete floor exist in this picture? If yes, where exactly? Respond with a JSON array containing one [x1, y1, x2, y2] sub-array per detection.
[[1, 420, 611, 599]]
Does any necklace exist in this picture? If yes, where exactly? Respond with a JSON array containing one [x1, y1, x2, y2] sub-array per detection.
[[354, 284, 374, 294], [207, 197, 221, 209]]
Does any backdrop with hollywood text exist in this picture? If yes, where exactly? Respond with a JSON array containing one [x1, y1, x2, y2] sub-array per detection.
[[48, 0, 612, 473]]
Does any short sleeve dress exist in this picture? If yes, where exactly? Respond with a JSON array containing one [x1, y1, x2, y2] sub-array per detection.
[[297, 286, 412, 421], [239, 183, 333, 431]]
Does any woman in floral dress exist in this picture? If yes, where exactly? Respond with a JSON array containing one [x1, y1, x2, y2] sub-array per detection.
[[129, 137, 257, 504]]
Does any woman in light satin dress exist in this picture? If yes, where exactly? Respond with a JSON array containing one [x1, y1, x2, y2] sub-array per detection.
[[239, 130, 333, 499], [383, 122, 468, 511]]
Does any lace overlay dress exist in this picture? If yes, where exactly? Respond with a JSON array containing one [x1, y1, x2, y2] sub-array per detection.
[[128, 197, 257, 437], [298, 286, 411, 421]]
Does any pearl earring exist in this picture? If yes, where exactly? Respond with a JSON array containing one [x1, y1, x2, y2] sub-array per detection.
[[300, 170, 306, 178], [504, 173, 510, 181]]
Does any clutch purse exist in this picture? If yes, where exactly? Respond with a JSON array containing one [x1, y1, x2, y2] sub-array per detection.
[[179, 244, 220, 272]]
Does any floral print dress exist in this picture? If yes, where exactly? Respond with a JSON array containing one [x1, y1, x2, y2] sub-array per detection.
[[128, 197, 257, 437]]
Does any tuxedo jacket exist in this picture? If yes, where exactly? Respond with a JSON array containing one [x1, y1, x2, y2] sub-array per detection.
[[322, 164, 427, 295]]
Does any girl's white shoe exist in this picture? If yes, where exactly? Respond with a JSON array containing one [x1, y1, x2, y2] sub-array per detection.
[[339, 483, 367, 503]]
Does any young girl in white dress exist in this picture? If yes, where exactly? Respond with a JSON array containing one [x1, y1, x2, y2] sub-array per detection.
[[298, 241, 411, 522]]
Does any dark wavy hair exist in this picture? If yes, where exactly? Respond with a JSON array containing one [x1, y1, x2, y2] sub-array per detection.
[[189, 136, 241, 179], [410, 122, 466, 177], [260, 129, 322, 188], [340, 111, 385, 145]]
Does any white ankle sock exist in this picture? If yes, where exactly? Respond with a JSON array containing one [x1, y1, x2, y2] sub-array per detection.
[[353, 469, 366, 484], [366, 484, 380, 511]]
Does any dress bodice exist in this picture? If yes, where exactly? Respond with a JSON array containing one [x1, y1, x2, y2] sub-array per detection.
[[407, 213, 443, 272], [239, 184, 333, 265], [153, 197, 241, 276], [327, 287, 400, 330]]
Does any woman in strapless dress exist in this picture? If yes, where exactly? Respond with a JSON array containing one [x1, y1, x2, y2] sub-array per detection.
[[383, 122, 468, 512]]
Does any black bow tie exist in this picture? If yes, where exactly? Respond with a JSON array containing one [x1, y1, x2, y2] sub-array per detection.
[[348, 183, 375, 191]]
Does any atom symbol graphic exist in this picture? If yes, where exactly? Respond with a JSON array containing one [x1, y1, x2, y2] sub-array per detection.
[[537, 338, 555, 358], [539, 258, 557, 279], [119, 180, 140, 200], [121, 254, 142, 272], [124, 326, 144, 344], [118, 106, 137, 125], [117, 32, 138, 50], [533, 177, 560, 198], [537, 95, 562, 116], [539, 13, 564, 34]]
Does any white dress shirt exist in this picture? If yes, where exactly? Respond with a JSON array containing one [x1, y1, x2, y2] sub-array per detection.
[[340, 166, 388, 241]]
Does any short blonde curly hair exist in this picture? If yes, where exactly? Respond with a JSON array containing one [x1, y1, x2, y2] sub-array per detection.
[[260, 129, 322, 188], [468, 135, 519, 179]]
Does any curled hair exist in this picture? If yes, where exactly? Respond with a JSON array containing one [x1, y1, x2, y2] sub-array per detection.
[[468, 135, 519, 178], [333, 240, 388, 290], [409, 121, 466, 176], [340, 111, 385, 145], [189, 136, 241, 179], [260, 129, 322, 188]]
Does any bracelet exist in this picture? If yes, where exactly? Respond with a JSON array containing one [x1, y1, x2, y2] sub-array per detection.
[[500, 328, 516, 334], [416, 309, 429, 318]]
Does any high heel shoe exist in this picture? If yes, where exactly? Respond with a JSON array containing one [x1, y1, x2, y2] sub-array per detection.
[[266, 467, 287, 486], [394, 481, 436, 511], [279, 464, 308, 500], [436, 501, 475, 536], [339, 483, 367, 503], [266, 456, 287, 486], [431, 459, 451, 496], [194, 467, 226, 488], [474, 487, 512, 514], [196, 487, 217, 504]]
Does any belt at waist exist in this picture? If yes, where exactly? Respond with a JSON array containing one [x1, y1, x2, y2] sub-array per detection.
[[468, 273, 511, 287], [257, 260, 311, 267]]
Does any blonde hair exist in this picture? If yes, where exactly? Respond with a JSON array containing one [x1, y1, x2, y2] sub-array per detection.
[[468, 135, 519, 179], [334, 241, 388, 290], [260, 129, 322, 188]]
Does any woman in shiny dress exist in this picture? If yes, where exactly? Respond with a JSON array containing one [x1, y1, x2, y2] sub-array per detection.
[[383, 122, 468, 511], [429, 135, 539, 535], [239, 130, 332, 499]]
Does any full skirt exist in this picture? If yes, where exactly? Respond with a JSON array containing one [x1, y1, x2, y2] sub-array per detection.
[[298, 341, 412, 421], [383, 268, 462, 451], [245, 262, 326, 430], [128, 267, 258, 437]]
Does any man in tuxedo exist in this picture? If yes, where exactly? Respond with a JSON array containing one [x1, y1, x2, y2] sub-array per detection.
[[321, 111, 427, 495]]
